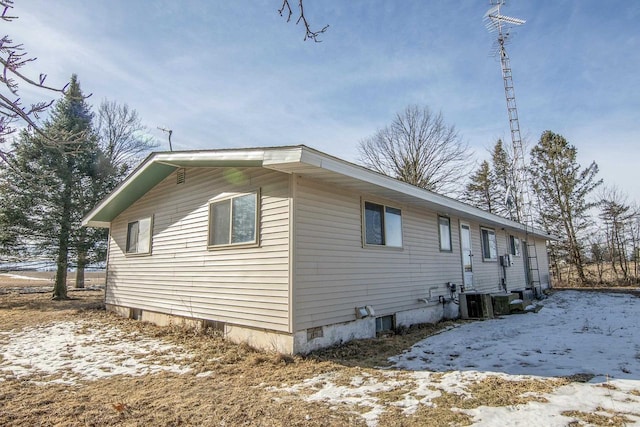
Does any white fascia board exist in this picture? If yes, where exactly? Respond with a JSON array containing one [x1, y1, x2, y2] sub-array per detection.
[[262, 146, 304, 166], [153, 149, 267, 164], [81, 152, 161, 227], [81, 149, 272, 227], [294, 147, 554, 240]]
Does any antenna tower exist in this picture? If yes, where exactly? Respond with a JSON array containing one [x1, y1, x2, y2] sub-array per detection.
[[484, 1, 541, 294]]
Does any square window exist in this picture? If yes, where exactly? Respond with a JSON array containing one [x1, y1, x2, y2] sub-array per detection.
[[209, 193, 258, 247], [481, 227, 497, 261], [438, 216, 452, 251], [126, 217, 152, 254], [510, 235, 521, 256], [364, 201, 402, 247]]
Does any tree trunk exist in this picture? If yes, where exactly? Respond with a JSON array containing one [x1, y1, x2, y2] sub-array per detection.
[[52, 184, 71, 300], [76, 249, 86, 289], [53, 238, 69, 300]]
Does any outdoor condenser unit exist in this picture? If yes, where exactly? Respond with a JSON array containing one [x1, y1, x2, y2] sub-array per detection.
[[459, 293, 494, 320]]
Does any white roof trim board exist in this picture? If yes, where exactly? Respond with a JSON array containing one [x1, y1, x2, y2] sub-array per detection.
[[82, 145, 554, 239]]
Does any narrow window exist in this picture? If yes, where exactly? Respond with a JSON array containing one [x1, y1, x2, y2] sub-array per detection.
[[481, 227, 497, 261], [364, 201, 402, 247], [438, 216, 452, 251], [209, 193, 258, 247], [126, 217, 152, 254], [510, 235, 521, 256]]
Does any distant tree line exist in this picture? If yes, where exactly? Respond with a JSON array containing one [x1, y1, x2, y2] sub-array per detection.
[[462, 130, 638, 287], [358, 105, 638, 287]]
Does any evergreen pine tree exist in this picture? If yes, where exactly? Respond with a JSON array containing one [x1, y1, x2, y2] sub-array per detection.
[[463, 160, 498, 213], [491, 139, 521, 221], [1, 75, 100, 299], [529, 130, 601, 285]]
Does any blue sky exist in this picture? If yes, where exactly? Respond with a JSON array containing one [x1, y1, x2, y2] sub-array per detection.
[[9, 1, 640, 202]]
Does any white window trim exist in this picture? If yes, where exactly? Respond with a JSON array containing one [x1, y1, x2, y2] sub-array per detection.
[[125, 216, 153, 256], [438, 215, 452, 252], [361, 199, 404, 249], [207, 191, 260, 249], [480, 226, 498, 262]]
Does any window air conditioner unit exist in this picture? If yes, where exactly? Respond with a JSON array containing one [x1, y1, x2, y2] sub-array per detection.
[[459, 293, 494, 320]]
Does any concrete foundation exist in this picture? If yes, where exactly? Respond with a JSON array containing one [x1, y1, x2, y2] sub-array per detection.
[[395, 300, 459, 328], [106, 301, 459, 355], [293, 317, 376, 354]]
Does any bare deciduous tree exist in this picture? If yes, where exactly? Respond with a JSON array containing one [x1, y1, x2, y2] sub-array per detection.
[[358, 105, 472, 195], [597, 185, 636, 283], [278, 0, 329, 42], [96, 100, 157, 176], [0, 1, 66, 161]]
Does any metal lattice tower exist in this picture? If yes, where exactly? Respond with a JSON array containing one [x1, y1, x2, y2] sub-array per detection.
[[484, 1, 541, 293]]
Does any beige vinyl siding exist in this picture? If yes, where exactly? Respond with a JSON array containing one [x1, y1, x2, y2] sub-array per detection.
[[504, 231, 528, 290], [293, 176, 463, 331], [106, 167, 291, 332], [534, 238, 551, 286]]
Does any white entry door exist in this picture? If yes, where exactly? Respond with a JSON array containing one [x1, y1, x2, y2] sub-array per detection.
[[460, 222, 474, 290]]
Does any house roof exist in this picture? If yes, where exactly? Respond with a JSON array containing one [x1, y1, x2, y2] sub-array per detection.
[[81, 145, 554, 239]]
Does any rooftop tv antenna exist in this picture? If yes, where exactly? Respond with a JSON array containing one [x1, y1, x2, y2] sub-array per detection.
[[484, 1, 541, 294], [157, 127, 173, 151]]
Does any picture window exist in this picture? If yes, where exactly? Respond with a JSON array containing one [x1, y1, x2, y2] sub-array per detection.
[[209, 193, 258, 247], [363, 201, 403, 247]]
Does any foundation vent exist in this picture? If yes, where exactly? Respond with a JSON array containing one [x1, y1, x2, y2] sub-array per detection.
[[130, 308, 143, 320], [307, 326, 324, 341], [202, 319, 225, 332]]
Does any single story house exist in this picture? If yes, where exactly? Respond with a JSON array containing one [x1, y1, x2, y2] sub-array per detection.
[[82, 145, 553, 354]]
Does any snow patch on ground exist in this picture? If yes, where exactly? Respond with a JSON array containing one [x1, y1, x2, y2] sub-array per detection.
[[271, 291, 640, 426], [0, 321, 192, 384], [391, 291, 640, 380]]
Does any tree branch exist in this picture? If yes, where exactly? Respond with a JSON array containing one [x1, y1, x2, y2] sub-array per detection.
[[278, 0, 329, 42]]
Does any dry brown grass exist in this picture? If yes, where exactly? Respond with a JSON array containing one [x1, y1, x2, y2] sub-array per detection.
[[0, 374, 367, 426], [0, 292, 365, 426], [1, 289, 632, 426], [379, 405, 473, 427], [561, 407, 636, 427], [433, 376, 570, 409], [0, 290, 105, 331]]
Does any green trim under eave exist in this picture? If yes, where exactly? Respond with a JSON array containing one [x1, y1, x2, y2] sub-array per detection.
[[86, 163, 177, 227]]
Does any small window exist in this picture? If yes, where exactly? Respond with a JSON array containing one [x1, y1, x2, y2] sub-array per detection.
[[481, 227, 497, 261], [510, 235, 521, 256], [126, 217, 152, 254], [438, 216, 452, 251], [363, 201, 403, 247], [208, 193, 258, 247]]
